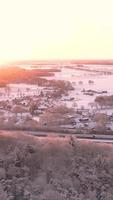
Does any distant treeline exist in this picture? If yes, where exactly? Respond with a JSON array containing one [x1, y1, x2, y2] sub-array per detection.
[[0, 66, 59, 86], [12, 59, 113, 65], [70, 59, 113, 65]]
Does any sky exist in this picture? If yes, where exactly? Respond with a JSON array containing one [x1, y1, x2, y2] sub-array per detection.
[[0, 0, 113, 64]]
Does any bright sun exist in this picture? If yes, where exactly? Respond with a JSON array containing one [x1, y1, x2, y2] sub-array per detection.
[[0, 0, 113, 64]]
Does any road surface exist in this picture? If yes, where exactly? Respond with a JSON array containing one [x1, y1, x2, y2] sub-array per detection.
[[1, 129, 113, 144], [27, 130, 113, 144]]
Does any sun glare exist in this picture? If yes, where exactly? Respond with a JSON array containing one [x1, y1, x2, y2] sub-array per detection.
[[0, 0, 113, 64]]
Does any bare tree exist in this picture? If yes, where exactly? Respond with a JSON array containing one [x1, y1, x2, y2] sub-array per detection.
[[12, 105, 27, 118], [94, 112, 108, 131]]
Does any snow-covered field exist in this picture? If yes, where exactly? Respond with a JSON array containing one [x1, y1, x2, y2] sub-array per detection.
[[1, 65, 113, 110], [45, 65, 113, 110], [0, 83, 42, 101]]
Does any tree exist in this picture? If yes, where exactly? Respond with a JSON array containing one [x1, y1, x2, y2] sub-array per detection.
[[0, 183, 8, 200], [88, 102, 98, 110], [94, 113, 108, 131], [5, 86, 11, 97], [95, 95, 113, 109], [29, 102, 37, 115], [78, 81, 83, 85], [88, 80, 94, 85], [72, 101, 78, 108], [12, 105, 27, 118]]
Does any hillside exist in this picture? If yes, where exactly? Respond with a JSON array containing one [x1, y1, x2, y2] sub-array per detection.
[[0, 131, 113, 200]]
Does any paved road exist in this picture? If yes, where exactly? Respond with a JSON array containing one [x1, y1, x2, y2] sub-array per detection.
[[27, 130, 113, 143], [77, 138, 113, 143], [1, 129, 113, 144]]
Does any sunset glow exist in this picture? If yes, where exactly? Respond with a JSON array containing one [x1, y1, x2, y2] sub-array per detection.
[[0, 0, 113, 64]]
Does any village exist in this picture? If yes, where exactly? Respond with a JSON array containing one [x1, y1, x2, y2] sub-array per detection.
[[0, 65, 113, 135]]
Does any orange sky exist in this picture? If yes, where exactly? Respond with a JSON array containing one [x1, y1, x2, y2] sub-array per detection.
[[0, 0, 113, 64]]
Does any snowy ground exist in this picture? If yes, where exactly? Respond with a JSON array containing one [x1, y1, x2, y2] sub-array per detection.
[[1, 64, 113, 132], [44, 66, 113, 110], [0, 83, 43, 101], [1, 65, 113, 112]]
